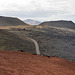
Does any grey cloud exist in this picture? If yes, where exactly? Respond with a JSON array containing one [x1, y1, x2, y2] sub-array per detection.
[[0, 0, 75, 22], [0, 8, 65, 18]]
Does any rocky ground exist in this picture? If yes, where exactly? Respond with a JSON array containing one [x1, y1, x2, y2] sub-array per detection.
[[10, 26, 75, 62]]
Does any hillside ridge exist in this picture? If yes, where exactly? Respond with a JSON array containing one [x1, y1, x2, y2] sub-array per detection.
[[0, 16, 28, 26], [39, 20, 75, 29]]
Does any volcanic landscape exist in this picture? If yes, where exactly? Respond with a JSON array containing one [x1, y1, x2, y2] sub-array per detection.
[[0, 16, 75, 75]]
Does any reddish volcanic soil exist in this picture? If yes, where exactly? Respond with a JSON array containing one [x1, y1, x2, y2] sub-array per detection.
[[0, 51, 75, 75]]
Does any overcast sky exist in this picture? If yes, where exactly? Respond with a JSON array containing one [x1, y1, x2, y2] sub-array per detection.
[[0, 0, 75, 22]]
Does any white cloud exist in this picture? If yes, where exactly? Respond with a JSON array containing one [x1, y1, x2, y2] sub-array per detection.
[[0, 0, 75, 22]]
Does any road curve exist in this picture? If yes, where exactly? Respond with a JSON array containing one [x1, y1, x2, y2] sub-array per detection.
[[26, 37, 40, 55]]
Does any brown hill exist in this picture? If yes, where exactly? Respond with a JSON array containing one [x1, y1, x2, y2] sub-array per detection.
[[0, 16, 28, 26], [39, 20, 75, 29], [0, 50, 75, 75]]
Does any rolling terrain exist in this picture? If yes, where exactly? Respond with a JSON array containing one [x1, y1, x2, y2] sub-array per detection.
[[0, 29, 35, 53], [39, 20, 75, 29], [0, 17, 75, 62], [0, 16, 28, 26], [0, 16, 36, 53], [0, 17, 75, 74], [11, 20, 75, 62]]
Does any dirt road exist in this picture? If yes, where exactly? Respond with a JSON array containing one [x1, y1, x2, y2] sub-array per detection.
[[26, 37, 40, 55]]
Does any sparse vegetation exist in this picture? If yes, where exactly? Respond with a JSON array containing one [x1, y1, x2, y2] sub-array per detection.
[[10, 21, 75, 61], [0, 29, 35, 54], [0, 17, 75, 62]]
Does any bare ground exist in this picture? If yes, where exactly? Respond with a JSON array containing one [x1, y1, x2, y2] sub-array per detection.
[[0, 50, 75, 75]]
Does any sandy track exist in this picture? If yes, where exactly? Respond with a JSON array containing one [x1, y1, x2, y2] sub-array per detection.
[[26, 37, 40, 55]]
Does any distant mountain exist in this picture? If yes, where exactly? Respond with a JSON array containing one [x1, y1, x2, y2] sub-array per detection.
[[0, 16, 28, 26], [39, 20, 75, 29], [24, 19, 41, 25]]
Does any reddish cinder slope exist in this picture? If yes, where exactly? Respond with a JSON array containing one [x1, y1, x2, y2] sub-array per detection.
[[0, 51, 75, 75]]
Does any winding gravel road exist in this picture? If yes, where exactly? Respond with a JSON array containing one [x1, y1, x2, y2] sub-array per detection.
[[26, 37, 40, 55]]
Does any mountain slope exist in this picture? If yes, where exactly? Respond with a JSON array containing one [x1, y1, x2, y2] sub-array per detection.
[[11, 24, 75, 61], [0, 51, 75, 75], [24, 19, 41, 25], [39, 20, 75, 29], [0, 29, 35, 53], [0, 16, 28, 26]]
